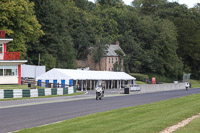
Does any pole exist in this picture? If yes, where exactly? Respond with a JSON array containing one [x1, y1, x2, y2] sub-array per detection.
[[38, 53, 40, 66]]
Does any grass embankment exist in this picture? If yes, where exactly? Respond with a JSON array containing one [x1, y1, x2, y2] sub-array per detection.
[[136, 81, 146, 84], [175, 117, 200, 133], [0, 92, 84, 101], [17, 93, 200, 133], [190, 79, 200, 88]]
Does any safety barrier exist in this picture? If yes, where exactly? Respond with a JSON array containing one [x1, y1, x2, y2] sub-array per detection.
[[0, 86, 76, 99], [139, 83, 185, 93]]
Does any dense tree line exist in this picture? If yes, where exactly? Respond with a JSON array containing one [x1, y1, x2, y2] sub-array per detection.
[[1, 0, 200, 80]]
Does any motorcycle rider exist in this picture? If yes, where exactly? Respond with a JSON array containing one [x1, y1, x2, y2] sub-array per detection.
[[96, 81, 104, 100], [185, 82, 190, 91]]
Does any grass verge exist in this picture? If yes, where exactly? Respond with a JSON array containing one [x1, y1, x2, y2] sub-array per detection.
[[0, 85, 28, 89], [190, 79, 200, 88], [0, 92, 84, 101], [175, 117, 200, 133], [17, 93, 200, 133]]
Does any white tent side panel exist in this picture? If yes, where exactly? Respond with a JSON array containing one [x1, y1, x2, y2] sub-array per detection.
[[35, 66, 46, 77], [36, 69, 72, 84], [21, 65, 35, 78], [21, 64, 46, 78]]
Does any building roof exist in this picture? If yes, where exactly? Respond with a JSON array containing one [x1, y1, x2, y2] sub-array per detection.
[[36, 68, 135, 80], [0, 38, 13, 44], [106, 44, 125, 57], [0, 60, 27, 65]]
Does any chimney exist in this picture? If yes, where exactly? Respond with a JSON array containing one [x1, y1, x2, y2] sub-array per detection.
[[116, 40, 120, 46]]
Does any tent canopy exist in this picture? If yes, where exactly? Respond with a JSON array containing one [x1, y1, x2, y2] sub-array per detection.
[[36, 68, 136, 81]]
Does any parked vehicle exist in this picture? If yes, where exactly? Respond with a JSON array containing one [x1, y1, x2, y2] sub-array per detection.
[[129, 84, 140, 91]]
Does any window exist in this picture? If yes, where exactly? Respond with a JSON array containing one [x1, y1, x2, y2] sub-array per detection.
[[0, 66, 18, 76], [0, 69, 3, 76], [112, 58, 113, 64], [109, 68, 110, 71], [0, 44, 3, 53], [109, 58, 110, 64], [0, 66, 3, 76], [116, 57, 118, 61]]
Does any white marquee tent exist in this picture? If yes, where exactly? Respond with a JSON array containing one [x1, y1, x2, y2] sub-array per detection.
[[36, 68, 136, 89]]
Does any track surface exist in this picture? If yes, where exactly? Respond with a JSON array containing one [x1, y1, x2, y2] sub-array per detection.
[[0, 88, 200, 133]]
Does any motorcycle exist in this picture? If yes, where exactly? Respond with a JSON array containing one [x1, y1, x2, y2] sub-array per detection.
[[95, 80, 105, 100], [95, 83, 104, 100]]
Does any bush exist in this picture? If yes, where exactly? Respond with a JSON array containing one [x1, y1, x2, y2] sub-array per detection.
[[129, 73, 149, 81]]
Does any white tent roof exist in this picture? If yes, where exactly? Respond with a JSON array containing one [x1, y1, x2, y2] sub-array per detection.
[[36, 68, 136, 80]]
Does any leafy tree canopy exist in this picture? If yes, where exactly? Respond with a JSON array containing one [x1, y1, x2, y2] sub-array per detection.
[[0, 0, 43, 58]]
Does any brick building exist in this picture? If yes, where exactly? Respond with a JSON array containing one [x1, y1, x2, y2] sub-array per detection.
[[76, 41, 125, 71]]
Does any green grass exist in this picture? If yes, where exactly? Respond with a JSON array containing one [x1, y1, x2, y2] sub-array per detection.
[[0, 92, 84, 101], [17, 93, 200, 133], [0, 85, 28, 89], [190, 79, 200, 88], [175, 117, 200, 133], [136, 81, 147, 84]]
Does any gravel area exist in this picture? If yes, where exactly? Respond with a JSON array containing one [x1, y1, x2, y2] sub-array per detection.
[[160, 113, 200, 133]]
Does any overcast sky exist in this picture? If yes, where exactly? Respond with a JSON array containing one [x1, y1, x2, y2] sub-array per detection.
[[88, 0, 199, 8]]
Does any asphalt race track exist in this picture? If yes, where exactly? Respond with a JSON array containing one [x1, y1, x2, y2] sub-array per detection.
[[0, 88, 200, 133]]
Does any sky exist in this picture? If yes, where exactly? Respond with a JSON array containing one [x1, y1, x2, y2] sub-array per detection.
[[88, 0, 200, 8]]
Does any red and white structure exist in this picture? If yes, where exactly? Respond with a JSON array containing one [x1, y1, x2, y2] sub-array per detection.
[[0, 31, 27, 84]]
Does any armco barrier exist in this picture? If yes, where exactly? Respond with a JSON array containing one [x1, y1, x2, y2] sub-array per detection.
[[45, 88, 51, 96], [0, 90, 4, 99], [13, 89, 22, 98], [139, 83, 185, 93], [4, 90, 13, 98], [23, 90, 30, 97], [38, 89, 45, 96], [57, 88, 63, 95], [0, 86, 77, 99], [63, 88, 68, 95], [51, 88, 57, 95]]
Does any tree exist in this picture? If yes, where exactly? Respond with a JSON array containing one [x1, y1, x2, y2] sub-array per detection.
[[0, 0, 43, 58], [29, 0, 76, 70], [96, 0, 124, 7], [114, 49, 124, 71], [155, 2, 200, 78], [133, 0, 167, 15], [92, 37, 109, 70]]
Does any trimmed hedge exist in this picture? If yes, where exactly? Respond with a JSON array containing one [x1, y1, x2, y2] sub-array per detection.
[[129, 73, 149, 81], [148, 74, 173, 83], [130, 73, 173, 83]]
